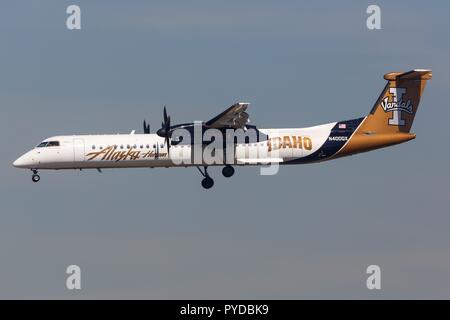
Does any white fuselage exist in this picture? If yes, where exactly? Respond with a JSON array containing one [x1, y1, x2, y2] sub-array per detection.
[[13, 123, 338, 170]]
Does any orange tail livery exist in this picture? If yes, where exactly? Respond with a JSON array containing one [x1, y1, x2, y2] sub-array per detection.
[[332, 69, 432, 158]]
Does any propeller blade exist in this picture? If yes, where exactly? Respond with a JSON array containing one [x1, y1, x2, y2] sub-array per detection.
[[143, 120, 150, 134], [163, 106, 168, 123], [157, 106, 172, 154]]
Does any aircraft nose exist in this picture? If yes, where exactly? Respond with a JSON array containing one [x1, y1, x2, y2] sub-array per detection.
[[13, 152, 34, 168]]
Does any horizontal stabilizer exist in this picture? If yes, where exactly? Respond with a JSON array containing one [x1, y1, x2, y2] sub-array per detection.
[[384, 69, 432, 81]]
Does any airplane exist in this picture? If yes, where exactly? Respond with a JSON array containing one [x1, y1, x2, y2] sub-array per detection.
[[13, 69, 431, 189]]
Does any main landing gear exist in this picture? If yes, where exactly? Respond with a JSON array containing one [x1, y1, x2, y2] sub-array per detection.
[[197, 165, 235, 189], [197, 166, 214, 189], [31, 169, 40, 183], [222, 165, 235, 178]]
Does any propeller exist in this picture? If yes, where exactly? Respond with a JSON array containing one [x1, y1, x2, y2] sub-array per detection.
[[143, 120, 150, 134], [157, 106, 172, 152]]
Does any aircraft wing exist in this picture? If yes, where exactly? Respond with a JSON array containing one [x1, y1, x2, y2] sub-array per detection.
[[205, 102, 250, 129]]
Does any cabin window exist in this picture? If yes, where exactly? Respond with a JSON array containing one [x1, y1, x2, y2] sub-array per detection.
[[120, 145, 124, 149], [153, 144, 156, 148], [92, 145, 95, 150], [146, 144, 150, 149], [160, 144, 164, 148], [140, 145, 143, 149]]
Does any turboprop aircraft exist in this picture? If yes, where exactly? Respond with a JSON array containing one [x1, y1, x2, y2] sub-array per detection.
[[13, 69, 431, 189]]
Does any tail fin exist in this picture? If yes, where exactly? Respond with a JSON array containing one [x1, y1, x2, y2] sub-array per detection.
[[333, 69, 431, 158], [363, 69, 432, 133]]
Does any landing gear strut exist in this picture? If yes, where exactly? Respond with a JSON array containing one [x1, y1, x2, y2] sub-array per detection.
[[31, 169, 40, 183], [197, 166, 214, 189], [222, 165, 235, 178]]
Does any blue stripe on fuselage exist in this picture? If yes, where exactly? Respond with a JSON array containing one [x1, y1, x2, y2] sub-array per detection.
[[284, 117, 364, 164]]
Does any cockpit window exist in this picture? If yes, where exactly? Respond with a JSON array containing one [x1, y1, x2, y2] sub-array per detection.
[[36, 141, 60, 148]]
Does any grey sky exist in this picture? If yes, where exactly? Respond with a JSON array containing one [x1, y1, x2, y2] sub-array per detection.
[[1, 0, 449, 298]]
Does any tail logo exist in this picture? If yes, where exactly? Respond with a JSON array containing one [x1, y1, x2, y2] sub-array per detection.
[[381, 87, 413, 126]]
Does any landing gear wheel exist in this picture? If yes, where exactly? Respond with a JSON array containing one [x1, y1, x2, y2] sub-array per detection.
[[201, 177, 214, 189], [222, 165, 235, 178], [32, 174, 40, 183], [197, 166, 214, 189]]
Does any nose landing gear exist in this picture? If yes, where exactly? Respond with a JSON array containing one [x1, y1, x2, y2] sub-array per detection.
[[31, 169, 40, 183]]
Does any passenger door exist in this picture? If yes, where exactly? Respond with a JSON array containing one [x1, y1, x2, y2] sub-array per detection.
[[73, 138, 85, 164]]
